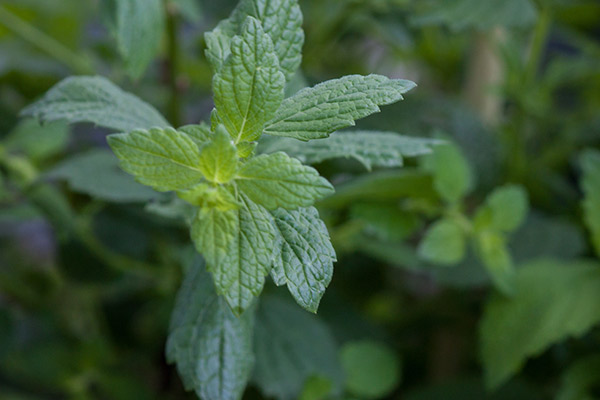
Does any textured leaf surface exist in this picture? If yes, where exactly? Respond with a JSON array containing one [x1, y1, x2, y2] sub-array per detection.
[[412, 0, 538, 31], [107, 127, 204, 192], [263, 75, 416, 141], [198, 126, 238, 183], [166, 258, 254, 400], [423, 142, 472, 203], [21, 76, 169, 132], [236, 152, 334, 209], [418, 218, 465, 266], [341, 341, 402, 399], [191, 194, 276, 314], [270, 207, 336, 312], [213, 17, 285, 143], [49, 149, 159, 202], [581, 150, 600, 257], [179, 123, 212, 145], [114, 0, 164, 78], [253, 296, 343, 400], [205, 0, 303, 80], [480, 259, 600, 389], [260, 131, 439, 170], [475, 185, 529, 233]]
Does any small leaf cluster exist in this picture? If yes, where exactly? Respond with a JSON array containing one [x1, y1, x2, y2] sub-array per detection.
[[418, 141, 529, 295]]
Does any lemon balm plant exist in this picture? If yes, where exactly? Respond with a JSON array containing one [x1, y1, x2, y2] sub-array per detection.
[[20, 0, 437, 398]]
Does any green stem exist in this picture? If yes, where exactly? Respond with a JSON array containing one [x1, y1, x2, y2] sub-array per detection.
[[165, 1, 181, 127], [0, 6, 93, 74]]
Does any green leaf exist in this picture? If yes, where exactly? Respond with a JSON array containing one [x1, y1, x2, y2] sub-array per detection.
[[252, 296, 344, 400], [48, 149, 159, 202], [317, 169, 436, 209], [476, 231, 515, 296], [236, 152, 334, 209], [114, 0, 165, 78], [418, 218, 466, 266], [580, 149, 600, 257], [191, 194, 276, 314], [21, 76, 169, 132], [411, 0, 538, 31], [260, 131, 440, 170], [213, 17, 285, 143], [170, 0, 202, 23], [480, 259, 600, 389], [177, 183, 238, 210], [351, 203, 421, 242], [166, 258, 254, 400], [5, 119, 69, 162], [179, 123, 212, 146], [557, 355, 600, 400], [299, 375, 334, 400], [475, 185, 529, 233], [107, 127, 204, 192], [340, 340, 402, 399], [270, 207, 336, 313], [198, 126, 238, 183], [263, 75, 416, 141], [205, 0, 304, 80], [423, 142, 472, 203]]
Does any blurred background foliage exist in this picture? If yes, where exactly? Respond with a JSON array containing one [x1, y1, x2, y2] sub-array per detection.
[[1, 0, 600, 399]]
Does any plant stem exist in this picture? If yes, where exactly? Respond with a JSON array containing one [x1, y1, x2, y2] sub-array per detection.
[[525, 6, 551, 84], [0, 6, 93, 74], [165, 1, 181, 127]]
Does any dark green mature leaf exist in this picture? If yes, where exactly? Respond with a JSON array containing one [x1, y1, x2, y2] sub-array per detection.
[[205, 0, 304, 80], [418, 218, 466, 266], [191, 194, 276, 314], [166, 258, 254, 400], [411, 0, 538, 31], [260, 131, 440, 170], [213, 17, 285, 143], [270, 207, 336, 312], [21, 76, 169, 132], [236, 152, 334, 209], [480, 260, 600, 389], [108, 127, 204, 192], [263, 75, 416, 141], [114, 0, 165, 78], [581, 149, 600, 257], [253, 296, 343, 400], [340, 341, 402, 399], [48, 149, 159, 202]]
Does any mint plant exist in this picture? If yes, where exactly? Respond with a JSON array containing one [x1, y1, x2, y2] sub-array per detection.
[[20, 0, 437, 398]]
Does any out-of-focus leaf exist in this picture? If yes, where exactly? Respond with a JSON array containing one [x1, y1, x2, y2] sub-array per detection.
[[351, 203, 421, 241], [166, 258, 255, 400], [557, 354, 600, 400], [299, 375, 334, 400], [252, 296, 343, 400], [580, 149, 600, 257], [340, 340, 401, 399], [475, 230, 515, 295], [480, 259, 600, 389], [405, 377, 543, 400], [113, 0, 165, 78], [48, 149, 159, 202], [411, 0, 538, 31], [422, 142, 472, 204], [418, 218, 466, 266], [474, 185, 529, 233], [259, 131, 440, 170], [318, 169, 436, 209], [170, 0, 202, 22], [5, 119, 69, 162], [21, 76, 169, 132]]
